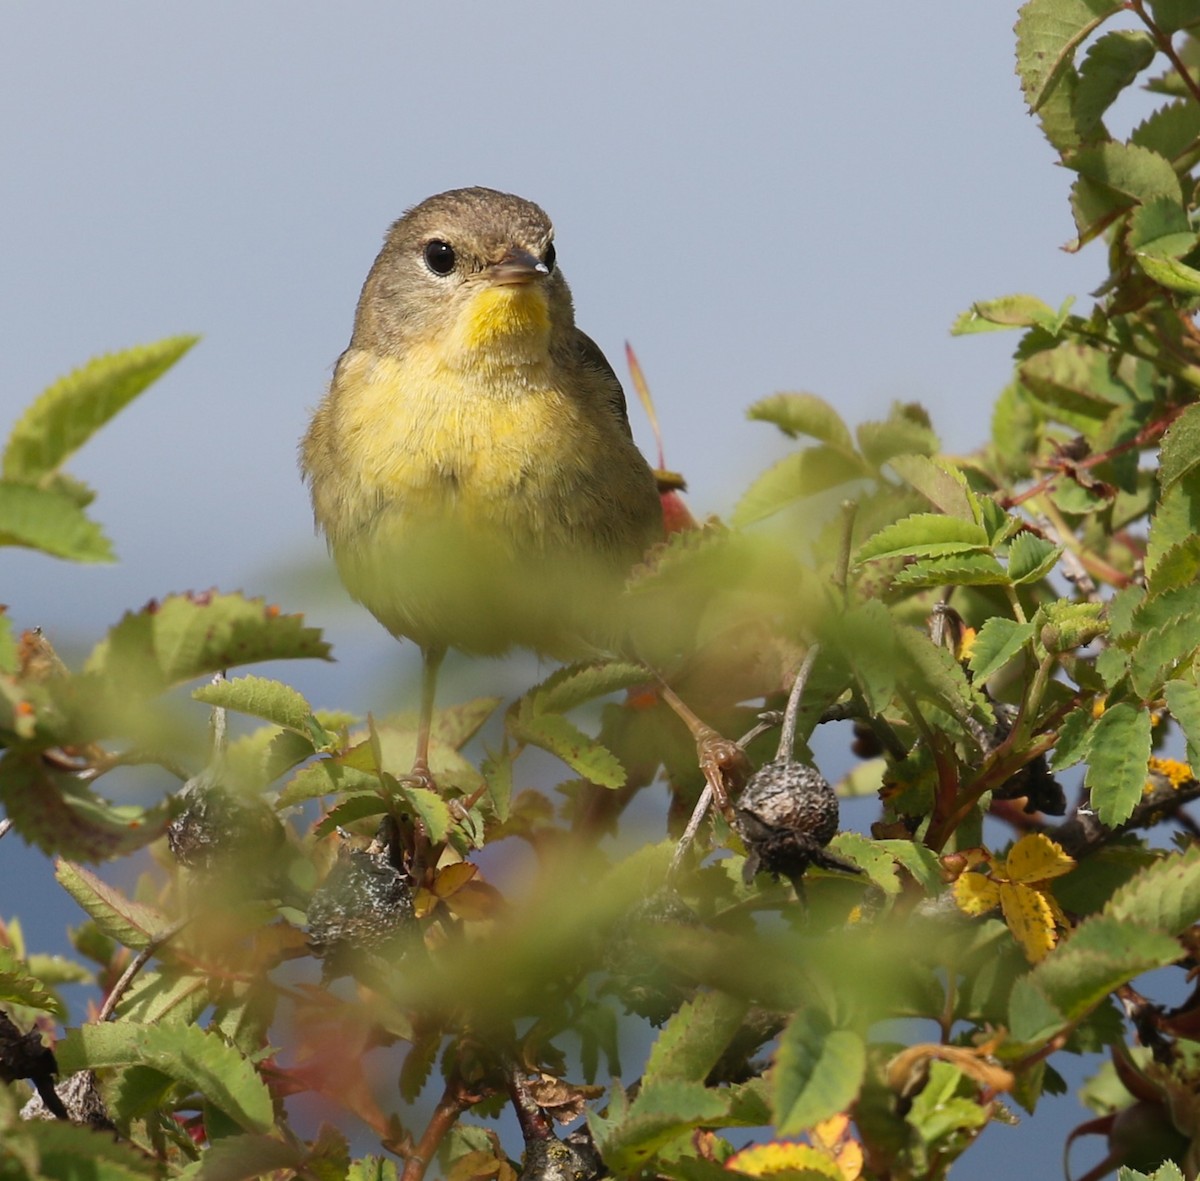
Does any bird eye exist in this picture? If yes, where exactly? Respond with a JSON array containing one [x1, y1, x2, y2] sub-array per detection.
[[542, 242, 557, 273], [423, 239, 456, 275]]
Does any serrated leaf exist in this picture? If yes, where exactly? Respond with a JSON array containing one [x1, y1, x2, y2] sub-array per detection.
[[1105, 846, 1200, 934], [193, 673, 314, 734], [1008, 532, 1063, 584], [529, 661, 649, 716], [86, 591, 331, 698], [311, 792, 387, 838], [1135, 251, 1200, 293], [1084, 703, 1153, 826], [1130, 615, 1200, 698], [951, 294, 1060, 334], [969, 619, 1036, 684], [1132, 584, 1200, 633], [1028, 914, 1181, 1024], [510, 711, 625, 788], [0, 946, 64, 1015], [732, 446, 869, 527], [1075, 30, 1157, 139], [182, 1133, 304, 1181], [0, 480, 113, 561], [1127, 195, 1196, 257], [773, 1009, 866, 1135], [1019, 343, 1131, 420], [1067, 141, 1182, 247], [1146, 468, 1200, 580], [1015, 0, 1124, 113], [590, 1078, 730, 1171], [857, 410, 939, 468], [13, 1119, 158, 1179], [886, 455, 976, 520], [1051, 708, 1096, 772], [643, 990, 748, 1086], [0, 751, 168, 860], [394, 781, 453, 844], [58, 1020, 274, 1133], [347, 1160, 400, 1181], [828, 832, 900, 894], [855, 514, 990, 563], [3, 336, 198, 481], [889, 553, 1011, 590], [1166, 680, 1200, 766], [1160, 404, 1200, 491], [1131, 98, 1200, 161], [1148, 536, 1200, 594], [893, 625, 984, 724], [55, 861, 171, 949], [747, 392, 854, 450]]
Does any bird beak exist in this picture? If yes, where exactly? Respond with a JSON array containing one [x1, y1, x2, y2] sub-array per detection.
[[488, 246, 549, 286]]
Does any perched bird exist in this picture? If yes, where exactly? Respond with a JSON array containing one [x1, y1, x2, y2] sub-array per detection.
[[302, 187, 662, 782]]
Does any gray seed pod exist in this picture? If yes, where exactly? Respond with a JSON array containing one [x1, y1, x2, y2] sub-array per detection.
[[308, 847, 416, 979], [735, 758, 860, 886]]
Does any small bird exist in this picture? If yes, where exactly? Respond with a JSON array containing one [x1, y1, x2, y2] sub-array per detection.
[[302, 187, 662, 783]]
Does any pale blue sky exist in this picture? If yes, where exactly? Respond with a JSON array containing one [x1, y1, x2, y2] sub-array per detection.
[[2, 4, 1143, 1171]]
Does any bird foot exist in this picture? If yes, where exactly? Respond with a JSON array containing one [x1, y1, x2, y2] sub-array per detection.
[[402, 758, 438, 793]]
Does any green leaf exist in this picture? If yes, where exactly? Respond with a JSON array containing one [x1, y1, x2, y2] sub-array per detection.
[[86, 591, 332, 698], [893, 625, 985, 724], [951, 293, 1065, 334], [347, 1160, 400, 1181], [55, 862, 172, 950], [0, 480, 113, 561], [731, 446, 869, 527], [590, 1079, 730, 1172], [1160, 404, 1200, 492], [1130, 615, 1200, 698], [3, 336, 198, 481], [1165, 680, 1200, 765], [1051, 708, 1096, 772], [1015, 0, 1124, 113], [1066, 142, 1182, 246], [10, 1119, 158, 1179], [855, 514, 990, 563], [643, 990, 748, 1086], [529, 661, 649, 716], [1019, 343, 1132, 421], [1008, 532, 1063, 584], [906, 1061, 990, 1143], [1074, 30, 1157, 139], [889, 553, 1011, 590], [968, 619, 1036, 684], [393, 780, 453, 844], [59, 1021, 274, 1134], [0, 751, 168, 860], [0, 945, 64, 1015], [1135, 251, 1200, 293], [827, 832, 900, 894], [509, 711, 625, 788], [857, 408, 939, 468], [1084, 703, 1153, 826], [773, 1008, 866, 1135], [886, 455, 977, 520], [1146, 468, 1200, 580], [481, 748, 513, 822], [1028, 914, 1181, 1025], [192, 673, 315, 735], [747, 392, 854, 450], [1131, 99, 1200, 161], [182, 1135, 306, 1180], [1127, 195, 1197, 257], [1104, 846, 1200, 934]]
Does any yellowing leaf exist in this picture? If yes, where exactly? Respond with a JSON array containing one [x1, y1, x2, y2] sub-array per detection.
[[999, 881, 1060, 962], [725, 1141, 843, 1180], [953, 873, 1002, 916], [1003, 832, 1076, 883]]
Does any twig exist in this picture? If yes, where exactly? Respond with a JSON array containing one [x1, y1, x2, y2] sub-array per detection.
[[401, 1075, 485, 1181], [95, 917, 188, 1023]]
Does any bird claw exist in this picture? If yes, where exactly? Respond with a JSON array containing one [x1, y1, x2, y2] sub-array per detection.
[[696, 727, 750, 812], [402, 759, 438, 793]]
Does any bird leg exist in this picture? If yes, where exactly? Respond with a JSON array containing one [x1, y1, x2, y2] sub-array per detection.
[[406, 644, 445, 790]]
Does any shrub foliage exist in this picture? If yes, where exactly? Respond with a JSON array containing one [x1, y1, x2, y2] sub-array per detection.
[[6, 5, 1200, 1180]]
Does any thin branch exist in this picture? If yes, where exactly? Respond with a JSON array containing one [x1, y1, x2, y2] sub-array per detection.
[[95, 917, 188, 1023]]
